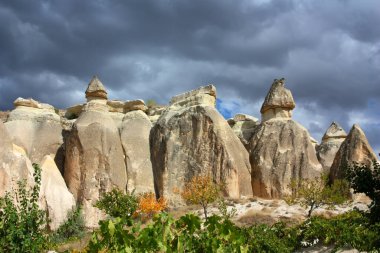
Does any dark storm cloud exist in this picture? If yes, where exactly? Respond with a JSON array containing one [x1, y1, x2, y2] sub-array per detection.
[[0, 0, 379, 152]]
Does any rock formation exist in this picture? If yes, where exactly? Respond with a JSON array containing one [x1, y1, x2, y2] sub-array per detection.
[[228, 113, 259, 150], [39, 155, 76, 230], [121, 109, 154, 193], [150, 85, 252, 205], [4, 98, 64, 171], [329, 124, 378, 182], [249, 79, 322, 198], [260, 78, 295, 122], [317, 122, 347, 173], [0, 121, 33, 196], [64, 76, 127, 228]]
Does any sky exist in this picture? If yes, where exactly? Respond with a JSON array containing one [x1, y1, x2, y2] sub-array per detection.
[[0, 0, 379, 154]]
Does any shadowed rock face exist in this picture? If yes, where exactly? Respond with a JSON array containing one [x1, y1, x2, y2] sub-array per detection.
[[317, 122, 347, 173], [329, 124, 378, 182], [228, 114, 259, 150], [150, 85, 252, 205], [249, 79, 322, 199]]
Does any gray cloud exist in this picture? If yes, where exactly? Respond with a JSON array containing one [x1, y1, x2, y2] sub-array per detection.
[[0, 0, 379, 154]]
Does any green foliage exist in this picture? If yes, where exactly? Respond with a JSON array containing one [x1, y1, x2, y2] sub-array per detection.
[[94, 188, 138, 221], [217, 198, 237, 221], [288, 174, 350, 217], [296, 210, 380, 251], [87, 209, 380, 252], [0, 163, 49, 252], [50, 206, 86, 244], [347, 161, 380, 222], [146, 99, 157, 107]]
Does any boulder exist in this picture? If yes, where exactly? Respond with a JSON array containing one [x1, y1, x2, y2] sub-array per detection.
[[229, 113, 259, 149], [85, 76, 107, 101], [120, 110, 154, 193], [147, 105, 167, 124], [65, 104, 83, 119], [260, 78, 295, 122], [64, 80, 127, 228], [316, 122, 347, 173], [124, 100, 147, 113], [249, 79, 322, 198], [5, 98, 64, 172], [150, 85, 252, 205], [39, 155, 76, 230], [329, 124, 378, 182]]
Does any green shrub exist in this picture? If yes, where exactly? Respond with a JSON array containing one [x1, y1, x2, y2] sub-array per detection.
[[288, 174, 350, 217], [0, 164, 49, 252], [347, 161, 380, 222], [50, 206, 86, 244], [94, 188, 138, 222]]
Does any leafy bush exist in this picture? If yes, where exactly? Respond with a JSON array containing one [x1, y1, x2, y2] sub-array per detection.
[[296, 210, 380, 251], [179, 175, 221, 219], [87, 209, 380, 252], [136, 192, 167, 220], [287, 174, 350, 217], [50, 206, 86, 244], [0, 163, 49, 252], [94, 188, 138, 221], [347, 161, 380, 222]]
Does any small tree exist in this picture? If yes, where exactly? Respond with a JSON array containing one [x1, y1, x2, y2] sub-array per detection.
[[0, 164, 49, 252], [179, 175, 221, 219], [136, 192, 167, 220], [346, 161, 380, 222], [95, 188, 138, 221], [288, 175, 350, 217]]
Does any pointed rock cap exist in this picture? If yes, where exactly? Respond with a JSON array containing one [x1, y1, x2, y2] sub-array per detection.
[[329, 123, 377, 181], [85, 76, 108, 100], [322, 122, 347, 141], [260, 78, 295, 114]]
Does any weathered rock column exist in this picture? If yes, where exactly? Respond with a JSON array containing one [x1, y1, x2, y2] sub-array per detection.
[[150, 85, 252, 205], [64, 76, 127, 228], [249, 78, 322, 198]]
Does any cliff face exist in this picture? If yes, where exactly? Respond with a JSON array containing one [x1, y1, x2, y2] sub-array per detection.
[[1, 76, 377, 228]]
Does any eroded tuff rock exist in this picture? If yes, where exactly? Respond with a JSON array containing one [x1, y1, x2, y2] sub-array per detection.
[[329, 124, 378, 182], [0, 121, 33, 196], [85, 75, 108, 101], [4, 98, 64, 171], [64, 78, 127, 228], [121, 110, 154, 193], [150, 85, 252, 205], [228, 114, 259, 150], [147, 105, 167, 124], [260, 78, 295, 122], [249, 79, 322, 198], [39, 155, 76, 231], [317, 122, 347, 173]]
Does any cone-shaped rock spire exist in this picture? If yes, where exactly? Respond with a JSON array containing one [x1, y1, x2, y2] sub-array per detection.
[[85, 76, 108, 101], [260, 78, 295, 122], [329, 124, 378, 182], [317, 122, 347, 173], [322, 121, 347, 141]]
